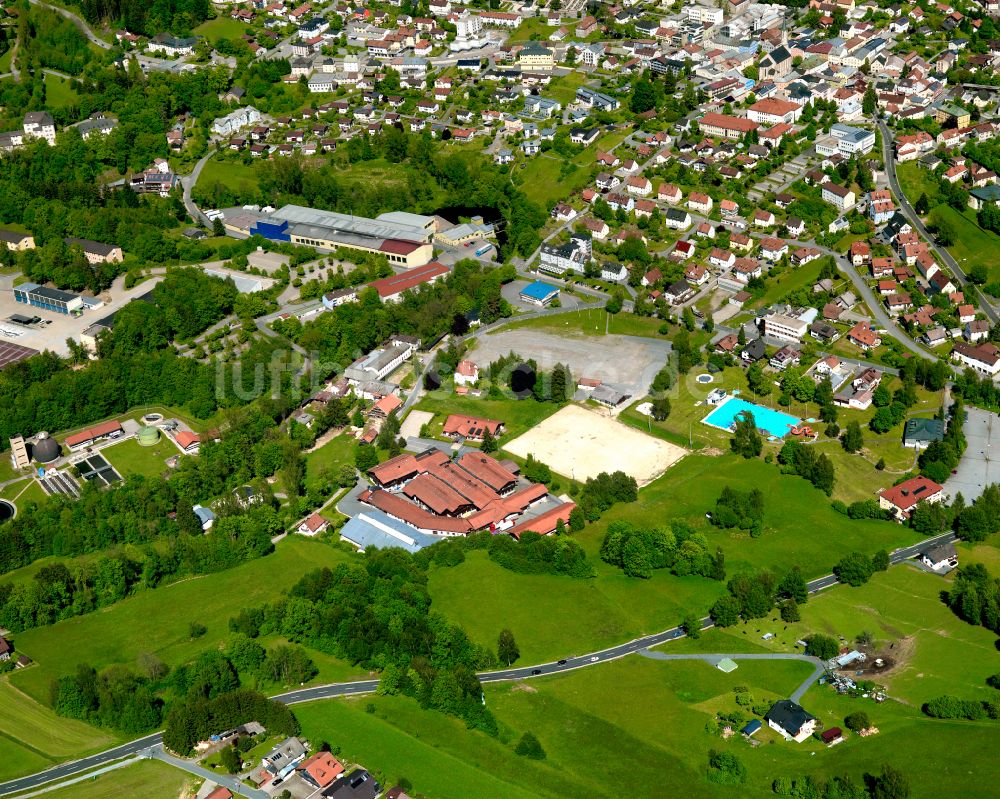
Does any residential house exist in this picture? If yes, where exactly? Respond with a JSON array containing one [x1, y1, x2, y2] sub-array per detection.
[[765, 700, 817, 742], [879, 476, 944, 521], [847, 321, 881, 351], [298, 513, 330, 536], [952, 341, 1000, 376]]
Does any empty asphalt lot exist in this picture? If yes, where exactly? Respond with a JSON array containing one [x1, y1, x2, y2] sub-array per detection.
[[468, 328, 671, 398], [944, 406, 999, 502]]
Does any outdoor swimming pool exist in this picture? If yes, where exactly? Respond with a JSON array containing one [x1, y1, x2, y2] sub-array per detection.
[[702, 397, 800, 438]]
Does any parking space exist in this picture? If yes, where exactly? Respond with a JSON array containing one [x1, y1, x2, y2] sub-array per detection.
[[943, 406, 1000, 502], [468, 327, 671, 399]]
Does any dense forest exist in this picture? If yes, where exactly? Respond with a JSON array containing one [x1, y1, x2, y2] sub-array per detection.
[[76, 0, 210, 36], [274, 259, 516, 367]]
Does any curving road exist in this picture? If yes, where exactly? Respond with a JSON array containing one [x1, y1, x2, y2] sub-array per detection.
[[27, 0, 111, 50], [877, 118, 998, 325], [0, 530, 957, 796]]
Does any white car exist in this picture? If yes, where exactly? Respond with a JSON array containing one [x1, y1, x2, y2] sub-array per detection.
[[590, 656, 599, 662]]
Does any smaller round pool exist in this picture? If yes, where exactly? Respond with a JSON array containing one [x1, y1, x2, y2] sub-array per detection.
[[0, 500, 15, 523], [143, 413, 164, 424], [696, 374, 714, 384]]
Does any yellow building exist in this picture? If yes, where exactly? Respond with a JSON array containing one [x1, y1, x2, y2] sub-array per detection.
[[519, 43, 554, 73]]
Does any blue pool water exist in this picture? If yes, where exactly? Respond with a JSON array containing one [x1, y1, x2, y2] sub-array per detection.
[[702, 398, 800, 438]]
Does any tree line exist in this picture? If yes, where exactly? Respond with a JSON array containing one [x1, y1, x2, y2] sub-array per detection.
[[600, 519, 726, 581]]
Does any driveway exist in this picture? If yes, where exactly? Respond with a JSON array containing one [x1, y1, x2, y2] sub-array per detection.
[[943, 406, 1000, 502], [639, 651, 826, 704]]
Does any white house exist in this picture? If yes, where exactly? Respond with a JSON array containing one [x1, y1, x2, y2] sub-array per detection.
[[212, 106, 263, 137]]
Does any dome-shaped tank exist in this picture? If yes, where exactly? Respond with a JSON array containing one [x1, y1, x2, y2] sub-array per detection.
[[31, 432, 60, 463], [137, 425, 160, 447]]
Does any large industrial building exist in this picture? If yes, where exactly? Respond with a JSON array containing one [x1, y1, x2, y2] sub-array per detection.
[[243, 205, 436, 267], [14, 283, 84, 315]]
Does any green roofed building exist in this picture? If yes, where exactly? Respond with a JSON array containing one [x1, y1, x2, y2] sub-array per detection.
[[716, 658, 739, 673], [902, 417, 944, 450]]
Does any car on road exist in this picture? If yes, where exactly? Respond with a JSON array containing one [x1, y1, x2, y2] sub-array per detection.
[[558, 659, 567, 665], [531, 669, 542, 675], [590, 656, 599, 662]]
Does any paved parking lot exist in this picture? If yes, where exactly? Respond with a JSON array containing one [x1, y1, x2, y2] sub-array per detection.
[[0, 273, 164, 356], [468, 327, 671, 399], [943, 407, 1000, 502]]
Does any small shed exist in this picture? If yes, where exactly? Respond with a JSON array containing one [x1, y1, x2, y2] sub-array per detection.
[[716, 658, 739, 673], [821, 727, 843, 745], [741, 719, 762, 737]]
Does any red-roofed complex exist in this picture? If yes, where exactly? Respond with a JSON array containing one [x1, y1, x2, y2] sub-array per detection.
[[361, 447, 553, 537]]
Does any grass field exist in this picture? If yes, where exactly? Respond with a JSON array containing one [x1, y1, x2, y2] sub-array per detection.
[[575, 454, 920, 578], [197, 157, 262, 196], [516, 154, 593, 207], [0, 681, 118, 781], [7, 537, 365, 705], [895, 162, 1000, 281], [102, 438, 173, 480], [546, 71, 589, 105], [21, 760, 195, 799], [44, 73, 77, 107], [194, 16, 248, 42], [928, 204, 1000, 281], [413, 394, 561, 445], [305, 434, 356, 484], [671, 564, 999, 708], [429, 550, 723, 663], [753, 260, 826, 308], [429, 453, 921, 664], [503, 308, 666, 338], [294, 651, 998, 799]]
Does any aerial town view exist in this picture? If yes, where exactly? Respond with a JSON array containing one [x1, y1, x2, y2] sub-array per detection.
[[1, 0, 1000, 796]]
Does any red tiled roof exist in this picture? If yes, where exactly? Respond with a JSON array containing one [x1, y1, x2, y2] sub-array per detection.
[[175, 431, 200, 450], [442, 414, 503, 438], [302, 513, 327, 532], [369, 261, 449, 298], [65, 420, 123, 448], [298, 753, 344, 789], [879, 476, 942, 512], [509, 502, 576, 539], [456, 451, 518, 492]]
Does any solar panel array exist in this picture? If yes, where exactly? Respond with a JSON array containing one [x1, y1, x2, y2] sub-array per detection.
[[0, 340, 39, 368]]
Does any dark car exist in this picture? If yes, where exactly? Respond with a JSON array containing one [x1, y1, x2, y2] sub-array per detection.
[[558, 659, 567, 665], [531, 669, 542, 675]]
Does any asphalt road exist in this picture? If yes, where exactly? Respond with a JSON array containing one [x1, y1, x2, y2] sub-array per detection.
[[0, 530, 957, 796], [877, 118, 998, 326]]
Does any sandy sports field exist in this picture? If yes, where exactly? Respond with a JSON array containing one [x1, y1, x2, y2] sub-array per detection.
[[505, 405, 686, 486]]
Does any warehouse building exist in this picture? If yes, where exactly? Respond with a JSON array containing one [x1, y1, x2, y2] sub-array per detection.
[[247, 205, 436, 267], [14, 283, 84, 315]]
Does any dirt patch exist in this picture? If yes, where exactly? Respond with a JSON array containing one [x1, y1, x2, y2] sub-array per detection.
[[512, 683, 538, 693], [702, 446, 726, 456], [504, 404, 687, 485]]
